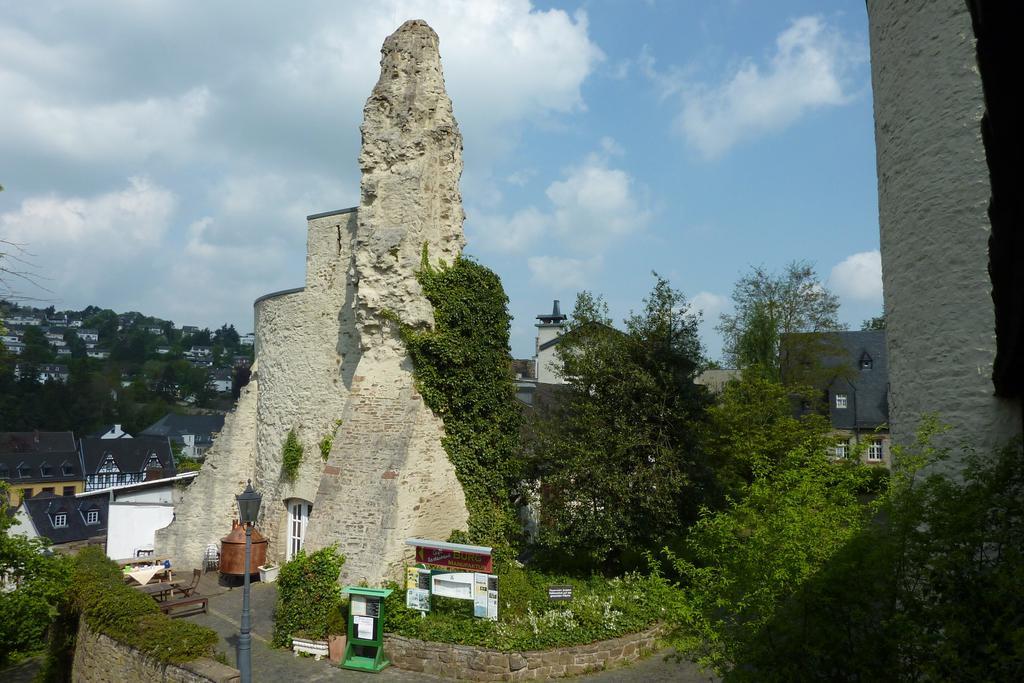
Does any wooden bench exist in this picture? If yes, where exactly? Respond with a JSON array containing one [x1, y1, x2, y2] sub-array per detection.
[[159, 595, 208, 618]]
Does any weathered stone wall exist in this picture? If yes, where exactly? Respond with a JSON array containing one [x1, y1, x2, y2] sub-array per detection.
[[72, 619, 239, 683], [159, 20, 472, 581], [866, 0, 1021, 456], [252, 209, 356, 562], [155, 376, 259, 570], [303, 20, 470, 584], [384, 627, 661, 681]]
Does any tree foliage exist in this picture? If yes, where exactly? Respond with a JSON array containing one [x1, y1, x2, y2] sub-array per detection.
[[718, 261, 842, 374], [0, 483, 74, 666], [669, 414, 1024, 682], [702, 371, 831, 502], [527, 276, 710, 573]]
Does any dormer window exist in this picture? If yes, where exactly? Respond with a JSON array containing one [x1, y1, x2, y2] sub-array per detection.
[[85, 509, 99, 525], [859, 352, 873, 370], [144, 453, 162, 470], [17, 463, 32, 478], [40, 462, 53, 477], [53, 513, 67, 528], [61, 461, 75, 476], [97, 455, 119, 474]]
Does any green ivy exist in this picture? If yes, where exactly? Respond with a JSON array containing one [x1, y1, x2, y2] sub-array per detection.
[[281, 429, 303, 481], [272, 546, 345, 646], [57, 548, 218, 665], [388, 248, 524, 561], [319, 434, 333, 462]]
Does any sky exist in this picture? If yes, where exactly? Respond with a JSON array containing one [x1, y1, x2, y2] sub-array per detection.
[[0, 0, 882, 361]]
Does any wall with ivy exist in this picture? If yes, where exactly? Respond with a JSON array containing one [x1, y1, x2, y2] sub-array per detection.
[[389, 251, 523, 560]]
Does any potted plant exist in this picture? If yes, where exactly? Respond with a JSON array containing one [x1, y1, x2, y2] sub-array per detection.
[[258, 562, 279, 583], [326, 600, 348, 664]]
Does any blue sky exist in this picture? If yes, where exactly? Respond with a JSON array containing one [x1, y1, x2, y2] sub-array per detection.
[[0, 1, 882, 361]]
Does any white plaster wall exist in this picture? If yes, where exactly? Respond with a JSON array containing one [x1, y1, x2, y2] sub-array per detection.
[[867, 0, 1021, 456], [107, 503, 174, 560]]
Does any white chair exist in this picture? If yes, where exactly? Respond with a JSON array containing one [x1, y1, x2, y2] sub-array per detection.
[[203, 543, 220, 573]]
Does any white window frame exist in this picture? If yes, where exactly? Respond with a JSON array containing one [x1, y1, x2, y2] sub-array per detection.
[[86, 510, 99, 524], [835, 393, 848, 409], [868, 441, 883, 462], [53, 513, 67, 528], [834, 440, 850, 459], [286, 500, 312, 561]]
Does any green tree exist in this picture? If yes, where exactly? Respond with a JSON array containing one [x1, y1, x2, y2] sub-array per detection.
[[528, 276, 710, 572], [21, 325, 53, 363], [0, 483, 74, 666], [702, 371, 831, 502], [860, 314, 885, 330], [718, 261, 843, 374]]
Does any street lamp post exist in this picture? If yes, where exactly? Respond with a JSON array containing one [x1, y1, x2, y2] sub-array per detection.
[[236, 480, 262, 683]]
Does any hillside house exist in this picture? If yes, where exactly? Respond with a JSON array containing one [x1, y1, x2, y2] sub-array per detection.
[[79, 437, 177, 492]]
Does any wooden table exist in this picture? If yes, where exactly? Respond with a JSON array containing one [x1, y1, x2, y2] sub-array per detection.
[[123, 566, 173, 586], [134, 582, 179, 601], [116, 556, 170, 569]]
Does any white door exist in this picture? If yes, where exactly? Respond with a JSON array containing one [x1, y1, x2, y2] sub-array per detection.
[[287, 500, 312, 561]]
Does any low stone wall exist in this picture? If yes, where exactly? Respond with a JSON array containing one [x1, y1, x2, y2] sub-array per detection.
[[72, 620, 240, 683], [385, 626, 661, 681]]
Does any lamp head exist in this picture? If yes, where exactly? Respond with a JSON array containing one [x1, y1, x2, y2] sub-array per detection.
[[236, 479, 262, 525]]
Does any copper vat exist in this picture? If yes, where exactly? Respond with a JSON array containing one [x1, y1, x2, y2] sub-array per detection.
[[220, 520, 268, 576]]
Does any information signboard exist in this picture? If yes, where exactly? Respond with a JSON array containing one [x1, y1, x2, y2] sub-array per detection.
[[341, 586, 392, 673], [548, 585, 574, 601]]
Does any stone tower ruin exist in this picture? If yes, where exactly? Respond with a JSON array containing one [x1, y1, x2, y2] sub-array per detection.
[[156, 20, 470, 584]]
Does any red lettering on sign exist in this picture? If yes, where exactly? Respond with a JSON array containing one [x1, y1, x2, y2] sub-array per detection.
[[414, 546, 493, 573]]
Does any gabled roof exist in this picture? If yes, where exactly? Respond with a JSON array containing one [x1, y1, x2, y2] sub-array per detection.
[[0, 432, 82, 484], [79, 437, 176, 477], [139, 413, 224, 446], [22, 494, 108, 546], [783, 330, 889, 430], [0, 431, 76, 454]]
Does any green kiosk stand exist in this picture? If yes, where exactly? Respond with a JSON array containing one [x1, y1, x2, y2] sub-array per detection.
[[341, 586, 393, 673]]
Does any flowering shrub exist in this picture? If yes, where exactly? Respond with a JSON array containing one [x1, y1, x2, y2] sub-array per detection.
[[382, 569, 674, 651]]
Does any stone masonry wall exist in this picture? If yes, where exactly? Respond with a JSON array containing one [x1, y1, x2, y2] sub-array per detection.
[[155, 376, 258, 570], [253, 209, 356, 562], [384, 627, 661, 681], [303, 20, 470, 584], [72, 619, 240, 683], [867, 0, 1021, 456]]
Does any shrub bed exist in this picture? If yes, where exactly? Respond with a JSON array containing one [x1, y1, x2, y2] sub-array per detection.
[[382, 567, 680, 652], [272, 546, 345, 647], [67, 548, 218, 664]]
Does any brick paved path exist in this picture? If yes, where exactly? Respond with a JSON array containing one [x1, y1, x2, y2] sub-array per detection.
[[185, 574, 717, 682]]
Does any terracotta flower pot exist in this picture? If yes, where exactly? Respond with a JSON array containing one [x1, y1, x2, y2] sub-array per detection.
[[328, 634, 347, 664]]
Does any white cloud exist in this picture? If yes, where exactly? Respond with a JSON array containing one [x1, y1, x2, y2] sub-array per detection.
[[0, 178, 175, 295], [12, 88, 211, 164], [468, 207, 549, 254], [829, 249, 882, 303], [676, 16, 863, 159], [527, 255, 602, 290], [469, 140, 651, 259], [687, 290, 729, 320]]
